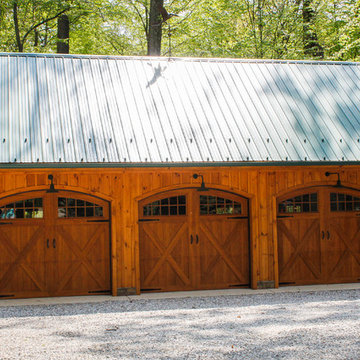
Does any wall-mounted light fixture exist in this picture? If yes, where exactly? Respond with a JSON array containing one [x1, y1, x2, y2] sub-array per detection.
[[47, 174, 58, 193], [193, 174, 208, 191], [325, 172, 342, 187]]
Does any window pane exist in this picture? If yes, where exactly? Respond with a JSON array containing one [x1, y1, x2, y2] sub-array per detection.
[[15, 209, 24, 218], [58, 197, 66, 207], [25, 199, 33, 207], [76, 199, 85, 207], [209, 205, 216, 214], [152, 206, 160, 216], [161, 198, 169, 205], [234, 204, 242, 214], [346, 202, 353, 211], [77, 207, 85, 217], [86, 207, 94, 217], [200, 205, 207, 214], [169, 197, 177, 205], [34, 198, 43, 207], [67, 198, 75, 206], [95, 207, 103, 217], [161, 206, 169, 216], [179, 206, 186, 215], [58, 208, 66, 218], [170, 206, 177, 215], [67, 208, 76, 217], [200, 196, 207, 205], [25, 209, 33, 218], [178, 196, 186, 204]]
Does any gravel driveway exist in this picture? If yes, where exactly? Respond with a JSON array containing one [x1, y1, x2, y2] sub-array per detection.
[[0, 289, 359, 359]]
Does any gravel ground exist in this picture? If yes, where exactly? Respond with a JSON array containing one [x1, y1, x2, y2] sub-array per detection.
[[0, 289, 359, 359]]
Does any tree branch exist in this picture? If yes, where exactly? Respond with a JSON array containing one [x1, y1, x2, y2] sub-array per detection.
[[21, 7, 70, 46]]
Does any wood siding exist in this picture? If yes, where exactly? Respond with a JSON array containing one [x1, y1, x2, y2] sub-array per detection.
[[1, 165, 359, 294]]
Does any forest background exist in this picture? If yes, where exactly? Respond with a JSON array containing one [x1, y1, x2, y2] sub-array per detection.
[[0, 0, 360, 61]]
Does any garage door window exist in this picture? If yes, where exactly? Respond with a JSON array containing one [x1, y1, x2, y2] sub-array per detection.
[[278, 193, 317, 214], [0, 198, 43, 219], [58, 197, 103, 218], [330, 192, 360, 212], [200, 195, 242, 215], [143, 195, 186, 216]]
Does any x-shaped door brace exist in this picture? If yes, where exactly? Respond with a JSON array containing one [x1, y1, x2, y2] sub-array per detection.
[[200, 222, 247, 283], [142, 222, 190, 286], [278, 220, 321, 280], [329, 223, 360, 276], [0, 226, 47, 293], [54, 225, 107, 294]]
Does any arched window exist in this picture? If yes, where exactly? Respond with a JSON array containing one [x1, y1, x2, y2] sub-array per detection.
[[200, 195, 242, 215], [57, 197, 103, 218], [330, 192, 360, 212], [143, 195, 186, 216], [0, 198, 43, 219], [278, 193, 318, 214]]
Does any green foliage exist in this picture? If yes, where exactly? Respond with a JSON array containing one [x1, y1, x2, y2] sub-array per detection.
[[0, 0, 360, 61]]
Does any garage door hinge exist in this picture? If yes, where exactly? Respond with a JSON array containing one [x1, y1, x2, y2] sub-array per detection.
[[139, 219, 160, 222], [277, 215, 294, 218], [227, 216, 248, 219], [0, 222, 12, 225]]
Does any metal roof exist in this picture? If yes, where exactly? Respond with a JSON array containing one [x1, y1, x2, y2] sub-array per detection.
[[1, 52, 360, 166]]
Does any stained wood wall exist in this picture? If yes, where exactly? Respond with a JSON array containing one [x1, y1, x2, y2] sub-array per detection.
[[0, 165, 358, 294]]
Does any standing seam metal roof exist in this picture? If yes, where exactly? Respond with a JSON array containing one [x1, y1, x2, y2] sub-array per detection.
[[1, 53, 360, 166]]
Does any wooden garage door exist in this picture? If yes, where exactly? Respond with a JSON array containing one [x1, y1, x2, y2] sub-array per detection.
[[0, 191, 110, 299], [139, 189, 249, 292], [277, 188, 360, 285]]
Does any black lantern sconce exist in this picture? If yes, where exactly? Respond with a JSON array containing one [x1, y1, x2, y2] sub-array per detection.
[[47, 174, 58, 193], [325, 172, 342, 187], [193, 173, 209, 191]]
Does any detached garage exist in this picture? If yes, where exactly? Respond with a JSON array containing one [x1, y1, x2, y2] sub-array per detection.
[[0, 53, 360, 299]]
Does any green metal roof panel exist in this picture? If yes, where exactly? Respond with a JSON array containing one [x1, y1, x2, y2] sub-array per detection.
[[1, 53, 360, 165]]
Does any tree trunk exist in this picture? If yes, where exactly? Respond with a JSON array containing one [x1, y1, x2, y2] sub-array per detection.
[[57, 14, 69, 54], [13, 2, 23, 52], [302, 0, 324, 59], [147, 0, 163, 56]]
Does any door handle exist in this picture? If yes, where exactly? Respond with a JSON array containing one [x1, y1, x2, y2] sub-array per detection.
[[196, 235, 199, 244], [53, 238, 56, 248], [190, 235, 193, 244], [47, 239, 50, 248], [321, 231, 325, 239], [327, 231, 330, 240]]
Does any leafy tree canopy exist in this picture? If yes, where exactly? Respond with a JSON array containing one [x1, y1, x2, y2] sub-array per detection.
[[0, 0, 360, 61]]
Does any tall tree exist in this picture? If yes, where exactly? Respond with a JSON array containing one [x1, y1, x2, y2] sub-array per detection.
[[300, 0, 324, 58], [147, 0, 163, 55], [57, 14, 69, 53]]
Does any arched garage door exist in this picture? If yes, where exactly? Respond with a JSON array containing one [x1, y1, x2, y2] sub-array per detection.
[[277, 187, 360, 285], [139, 189, 250, 292], [0, 191, 111, 299]]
